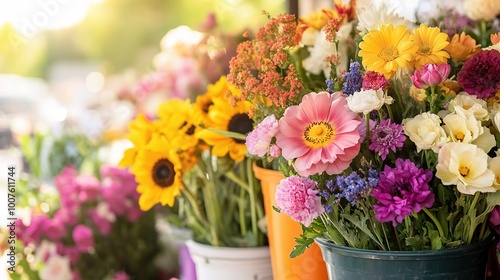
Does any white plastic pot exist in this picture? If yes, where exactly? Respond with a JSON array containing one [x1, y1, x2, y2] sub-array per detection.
[[185, 240, 273, 280]]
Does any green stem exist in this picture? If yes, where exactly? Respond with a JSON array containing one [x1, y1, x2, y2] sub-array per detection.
[[479, 217, 488, 241], [467, 192, 481, 244], [393, 226, 402, 251], [422, 207, 444, 238], [226, 170, 250, 191], [246, 159, 259, 245], [182, 187, 210, 229], [385, 102, 394, 121], [429, 86, 437, 114], [238, 182, 247, 239], [381, 223, 391, 251]]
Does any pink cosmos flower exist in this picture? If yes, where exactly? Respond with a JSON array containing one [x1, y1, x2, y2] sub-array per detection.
[[275, 176, 325, 226], [411, 63, 451, 89], [246, 114, 279, 157], [72, 225, 94, 252], [276, 92, 361, 176]]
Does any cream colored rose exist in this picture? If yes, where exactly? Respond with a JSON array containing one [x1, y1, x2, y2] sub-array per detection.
[[448, 92, 489, 121], [346, 89, 393, 115], [436, 142, 495, 195], [489, 157, 500, 189], [463, 0, 500, 21], [442, 112, 482, 143], [403, 112, 448, 153]]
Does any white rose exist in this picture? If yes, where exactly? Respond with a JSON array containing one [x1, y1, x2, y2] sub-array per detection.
[[436, 142, 495, 195], [448, 92, 489, 121], [463, 0, 500, 21], [442, 112, 482, 143], [39, 255, 72, 280], [489, 157, 500, 189], [403, 112, 448, 153], [346, 89, 393, 115]]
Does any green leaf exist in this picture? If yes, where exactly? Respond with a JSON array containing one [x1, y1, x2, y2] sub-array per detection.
[[272, 205, 281, 213], [290, 237, 314, 258], [405, 236, 424, 250], [428, 229, 442, 250], [206, 128, 247, 140]]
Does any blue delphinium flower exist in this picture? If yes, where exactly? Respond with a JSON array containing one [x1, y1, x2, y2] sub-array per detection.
[[342, 61, 363, 95]]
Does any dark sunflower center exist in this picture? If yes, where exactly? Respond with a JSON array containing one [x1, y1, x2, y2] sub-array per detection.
[[152, 159, 175, 188], [180, 121, 196, 135], [227, 113, 253, 144]]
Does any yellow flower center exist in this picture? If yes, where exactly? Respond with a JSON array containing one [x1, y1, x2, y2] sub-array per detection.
[[456, 132, 465, 141], [303, 121, 335, 148], [463, 105, 472, 110], [459, 166, 469, 177], [379, 46, 399, 62], [421, 45, 430, 54], [152, 158, 175, 188]]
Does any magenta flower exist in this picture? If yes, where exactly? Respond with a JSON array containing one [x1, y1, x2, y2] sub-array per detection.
[[369, 119, 406, 160], [411, 63, 450, 89], [362, 71, 388, 90], [246, 114, 279, 157], [268, 144, 281, 158], [75, 174, 101, 203], [275, 176, 325, 227], [276, 92, 361, 176], [90, 210, 113, 235], [45, 218, 67, 241], [489, 205, 500, 235], [72, 225, 94, 252], [372, 159, 434, 226], [57, 244, 80, 265], [457, 49, 500, 99]]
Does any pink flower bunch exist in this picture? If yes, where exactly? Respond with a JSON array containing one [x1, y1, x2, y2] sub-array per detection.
[[17, 165, 146, 275]]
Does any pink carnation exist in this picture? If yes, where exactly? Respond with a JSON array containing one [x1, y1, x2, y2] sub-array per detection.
[[275, 176, 325, 226], [246, 114, 279, 157]]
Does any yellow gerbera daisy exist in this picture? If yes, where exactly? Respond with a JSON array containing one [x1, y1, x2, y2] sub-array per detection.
[[410, 23, 450, 69], [196, 97, 254, 162], [119, 114, 157, 168], [358, 24, 418, 79], [132, 149, 184, 211]]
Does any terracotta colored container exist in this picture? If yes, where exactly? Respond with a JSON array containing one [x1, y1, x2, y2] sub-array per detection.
[[253, 164, 328, 280]]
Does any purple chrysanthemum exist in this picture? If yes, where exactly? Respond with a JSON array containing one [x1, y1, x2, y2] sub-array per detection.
[[275, 176, 325, 226], [342, 61, 363, 95], [372, 159, 434, 227], [457, 49, 500, 99], [362, 71, 388, 91], [369, 119, 406, 160], [441, 13, 475, 38]]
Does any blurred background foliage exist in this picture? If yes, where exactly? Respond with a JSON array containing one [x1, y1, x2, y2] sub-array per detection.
[[0, 0, 286, 79]]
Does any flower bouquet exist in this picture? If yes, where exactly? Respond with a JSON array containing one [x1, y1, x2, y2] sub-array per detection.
[[119, 75, 272, 279], [228, 0, 500, 278]]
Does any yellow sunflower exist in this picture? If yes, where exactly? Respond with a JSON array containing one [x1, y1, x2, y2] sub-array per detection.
[[358, 24, 418, 79], [410, 24, 450, 69], [194, 76, 231, 125], [156, 98, 203, 151], [196, 96, 254, 162], [119, 114, 157, 168], [132, 149, 184, 211]]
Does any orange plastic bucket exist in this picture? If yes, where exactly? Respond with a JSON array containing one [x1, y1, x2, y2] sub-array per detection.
[[253, 164, 328, 280]]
